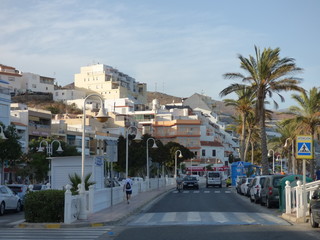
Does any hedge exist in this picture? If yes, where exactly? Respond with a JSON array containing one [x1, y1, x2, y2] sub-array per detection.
[[24, 190, 64, 223]]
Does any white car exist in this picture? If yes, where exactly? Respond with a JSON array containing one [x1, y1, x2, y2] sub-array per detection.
[[249, 176, 267, 203], [240, 177, 253, 196], [0, 185, 22, 215]]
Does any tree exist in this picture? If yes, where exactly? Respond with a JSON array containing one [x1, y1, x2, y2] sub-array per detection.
[[285, 87, 320, 177], [221, 86, 255, 162], [0, 123, 23, 184], [68, 172, 95, 194], [221, 46, 303, 174]]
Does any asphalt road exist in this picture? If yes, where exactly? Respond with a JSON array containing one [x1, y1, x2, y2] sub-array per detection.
[[104, 184, 320, 240]]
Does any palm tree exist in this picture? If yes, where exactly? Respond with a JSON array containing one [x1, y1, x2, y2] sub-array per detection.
[[68, 173, 95, 194], [285, 87, 320, 177], [221, 86, 255, 162], [221, 46, 304, 174]]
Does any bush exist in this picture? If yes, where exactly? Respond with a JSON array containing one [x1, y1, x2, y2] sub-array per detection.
[[24, 190, 64, 223]]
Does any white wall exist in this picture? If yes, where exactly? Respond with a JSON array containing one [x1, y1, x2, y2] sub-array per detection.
[[51, 156, 104, 190]]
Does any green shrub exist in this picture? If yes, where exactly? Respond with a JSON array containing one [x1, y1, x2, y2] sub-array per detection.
[[24, 190, 64, 223]]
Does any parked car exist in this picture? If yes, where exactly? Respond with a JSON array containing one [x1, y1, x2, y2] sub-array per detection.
[[236, 177, 246, 194], [260, 175, 286, 208], [183, 176, 199, 189], [105, 178, 121, 188], [6, 184, 28, 207], [249, 176, 267, 203], [29, 184, 48, 191], [240, 178, 253, 196], [310, 186, 320, 228], [0, 185, 22, 215], [132, 177, 144, 182]]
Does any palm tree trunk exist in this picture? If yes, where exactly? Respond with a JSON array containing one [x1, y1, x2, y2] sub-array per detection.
[[259, 111, 269, 175], [251, 141, 254, 164], [240, 113, 247, 161], [244, 128, 252, 162]]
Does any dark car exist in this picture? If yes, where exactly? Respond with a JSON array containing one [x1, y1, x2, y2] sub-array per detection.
[[260, 175, 286, 208], [183, 176, 199, 190], [310, 187, 320, 228]]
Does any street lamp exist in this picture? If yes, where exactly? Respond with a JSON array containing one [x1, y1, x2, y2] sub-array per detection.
[[0, 126, 7, 140], [146, 138, 157, 179], [276, 155, 282, 173], [284, 138, 295, 174], [126, 126, 142, 178], [174, 150, 183, 178], [80, 94, 109, 220], [38, 139, 63, 186], [268, 149, 275, 173]]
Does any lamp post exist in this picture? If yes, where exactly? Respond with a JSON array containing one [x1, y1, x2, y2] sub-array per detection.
[[268, 149, 275, 173], [38, 139, 63, 186], [0, 126, 7, 140], [174, 150, 183, 178], [276, 155, 282, 173], [79, 94, 109, 220], [284, 138, 295, 174], [146, 138, 157, 180], [126, 126, 141, 178]]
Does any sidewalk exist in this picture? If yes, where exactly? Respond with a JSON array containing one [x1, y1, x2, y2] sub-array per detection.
[[17, 185, 174, 229]]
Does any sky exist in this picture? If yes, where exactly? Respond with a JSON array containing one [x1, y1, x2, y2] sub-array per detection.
[[1, 0, 320, 109]]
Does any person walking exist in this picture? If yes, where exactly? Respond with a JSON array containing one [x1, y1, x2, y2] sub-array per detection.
[[123, 176, 133, 204]]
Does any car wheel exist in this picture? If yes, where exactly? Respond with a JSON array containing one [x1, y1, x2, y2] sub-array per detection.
[[310, 210, 319, 228], [16, 201, 21, 212], [0, 202, 5, 216]]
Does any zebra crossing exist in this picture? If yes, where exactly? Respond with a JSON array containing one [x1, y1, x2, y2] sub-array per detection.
[[172, 189, 232, 194], [0, 227, 111, 240], [129, 211, 290, 226]]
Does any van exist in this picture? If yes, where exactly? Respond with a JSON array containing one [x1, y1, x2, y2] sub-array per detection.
[[206, 171, 222, 188]]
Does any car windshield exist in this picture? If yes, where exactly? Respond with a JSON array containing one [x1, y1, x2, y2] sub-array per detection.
[[184, 177, 196, 181], [209, 173, 220, 178], [33, 185, 42, 190]]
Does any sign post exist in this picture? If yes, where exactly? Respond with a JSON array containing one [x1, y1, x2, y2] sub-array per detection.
[[296, 135, 313, 222]]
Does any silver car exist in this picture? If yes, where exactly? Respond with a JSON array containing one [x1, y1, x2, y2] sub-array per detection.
[[0, 185, 22, 215]]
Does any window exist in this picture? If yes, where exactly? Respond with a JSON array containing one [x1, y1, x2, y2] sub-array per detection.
[[202, 149, 205, 157], [212, 150, 216, 157]]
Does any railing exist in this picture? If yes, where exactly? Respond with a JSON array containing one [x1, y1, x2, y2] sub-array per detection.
[[285, 180, 320, 220], [64, 177, 175, 224]]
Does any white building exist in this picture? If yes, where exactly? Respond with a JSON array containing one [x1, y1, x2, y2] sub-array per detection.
[[74, 64, 147, 109], [53, 89, 86, 103], [0, 64, 22, 96], [21, 72, 55, 94]]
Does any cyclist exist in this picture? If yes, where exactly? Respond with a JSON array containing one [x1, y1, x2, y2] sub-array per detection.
[[176, 174, 183, 192]]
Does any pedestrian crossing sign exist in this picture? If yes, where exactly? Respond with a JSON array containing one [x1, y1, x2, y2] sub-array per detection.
[[296, 135, 313, 159]]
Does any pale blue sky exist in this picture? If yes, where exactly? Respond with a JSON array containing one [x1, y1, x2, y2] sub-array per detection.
[[1, 0, 319, 109]]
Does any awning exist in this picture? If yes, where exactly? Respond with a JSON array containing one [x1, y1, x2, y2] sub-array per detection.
[[186, 166, 229, 172], [0, 79, 9, 84]]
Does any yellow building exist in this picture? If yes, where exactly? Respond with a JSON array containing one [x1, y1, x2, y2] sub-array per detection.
[[74, 64, 147, 109]]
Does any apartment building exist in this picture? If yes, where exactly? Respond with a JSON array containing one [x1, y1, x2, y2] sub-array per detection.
[[10, 103, 52, 142], [0, 81, 11, 126], [51, 111, 118, 156], [74, 64, 147, 109], [21, 72, 55, 94], [0, 64, 22, 96]]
